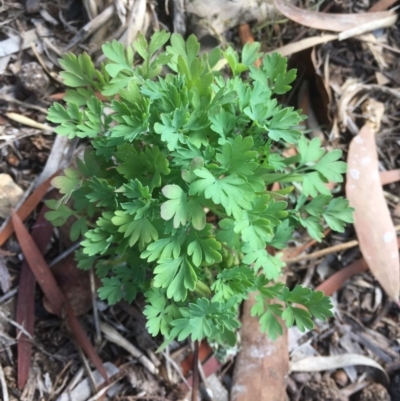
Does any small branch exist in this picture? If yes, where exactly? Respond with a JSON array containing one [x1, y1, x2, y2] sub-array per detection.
[[284, 224, 400, 264], [90, 268, 102, 345], [0, 360, 9, 401], [191, 340, 199, 401], [162, 348, 191, 389], [284, 239, 359, 263], [48, 242, 81, 267]]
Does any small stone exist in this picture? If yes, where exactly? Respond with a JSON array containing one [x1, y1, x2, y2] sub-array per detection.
[[26, 0, 40, 14], [202, 374, 228, 401], [0, 174, 24, 218], [7, 154, 19, 167], [17, 62, 50, 97], [333, 369, 348, 387]]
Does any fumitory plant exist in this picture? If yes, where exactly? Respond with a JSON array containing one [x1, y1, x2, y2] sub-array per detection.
[[46, 31, 353, 347]]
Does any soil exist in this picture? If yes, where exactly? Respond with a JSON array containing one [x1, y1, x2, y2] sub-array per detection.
[[0, 0, 399, 400]]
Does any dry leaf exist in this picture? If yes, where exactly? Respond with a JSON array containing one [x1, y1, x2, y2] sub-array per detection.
[[290, 354, 388, 381], [346, 123, 400, 301], [274, 0, 395, 32], [0, 258, 11, 294], [369, 0, 398, 12], [56, 362, 119, 401], [6, 112, 53, 132], [16, 206, 53, 390], [316, 259, 368, 296], [380, 169, 400, 185], [270, 34, 337, 57], [100, 322, 157, 375], [338, 14, 397, 40], [12, 211, 108, 382], [316, 237, 400, 296], [44, 253, 94, 317]]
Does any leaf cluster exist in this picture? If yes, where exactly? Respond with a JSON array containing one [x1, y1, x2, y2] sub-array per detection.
[[47, 32, 353, 346]]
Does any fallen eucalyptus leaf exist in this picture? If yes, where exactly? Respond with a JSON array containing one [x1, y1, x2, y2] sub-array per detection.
[[274, 0, 395, 32], [290, 354, 388, 382], [346, 122, 400, 301]]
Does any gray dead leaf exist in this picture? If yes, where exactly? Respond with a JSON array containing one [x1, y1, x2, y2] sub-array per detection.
[[56, 362, 119, 401], [35, 135, 78, 188], [187, 0, 276, 36], [0, 30, 39, 58], [100, 322, 158, 375], [0, 258, 11, 294], [204, 374, 229, 401], [290, 354, 388, 382]]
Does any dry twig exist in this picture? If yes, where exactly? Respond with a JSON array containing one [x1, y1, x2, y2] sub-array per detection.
[[284, 225, 400, 263], [0, 359, 8, 401]]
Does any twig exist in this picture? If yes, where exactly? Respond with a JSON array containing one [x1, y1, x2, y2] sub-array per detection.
[[5, 112, 53, 132], [116, 396, 166, 400], [0, 360, 9, 401], [0, 94, 49, 114], [48, 242, 81, 267], [197, 358, 210, 398], [191, 340, 199, 401], [162, 348, 191, 389], [87, 377, 124, 401], [285, 225, 400, 264], [0, 310, 33, 339], [100, 322, 157, 375], [164, 345, 172, 382], [78, 346, 98, 396], [90, 268, 102, 345], [0, 287, 18, 303], [48, 359, 73, 400], [285, 239, 359, 263]]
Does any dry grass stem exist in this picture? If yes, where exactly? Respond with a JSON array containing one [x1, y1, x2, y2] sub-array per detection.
[[285, 224, 400, 264]]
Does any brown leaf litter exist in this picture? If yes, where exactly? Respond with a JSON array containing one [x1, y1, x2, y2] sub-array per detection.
[[0, 0, 400, 400]]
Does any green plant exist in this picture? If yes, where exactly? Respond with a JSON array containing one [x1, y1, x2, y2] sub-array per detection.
[[46, 31, 353, 347]]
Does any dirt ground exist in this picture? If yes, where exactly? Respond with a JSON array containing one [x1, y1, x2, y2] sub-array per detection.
[[0, 0, 400, 400]]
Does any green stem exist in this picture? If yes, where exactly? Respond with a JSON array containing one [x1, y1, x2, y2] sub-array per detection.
[[71, 213, 96, 228]]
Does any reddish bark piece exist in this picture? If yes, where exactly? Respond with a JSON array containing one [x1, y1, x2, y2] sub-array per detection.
[[316, 259, 368, 296], [16, 206, 53, 390], [231, 292, 289, 401], [274, 0, 394, 31], [181, 341, 213, 377], [48, 92, 66, 100], [316, 237, 400, 296], [11, 211, 108, 382], [184, 355, 223, 388], [49, 91, 113, 102], [346, 124, 399, 301], [0, 172, 59, 246], [380, 169, 400, 185]]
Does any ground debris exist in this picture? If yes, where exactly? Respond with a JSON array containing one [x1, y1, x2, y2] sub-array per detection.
[[303, 374, 347, 401], [0, 174, 23, 218], [357, 383, 390, 401]]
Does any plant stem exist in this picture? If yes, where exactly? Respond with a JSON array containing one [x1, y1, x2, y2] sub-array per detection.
[[191, 340, 199, 401]]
